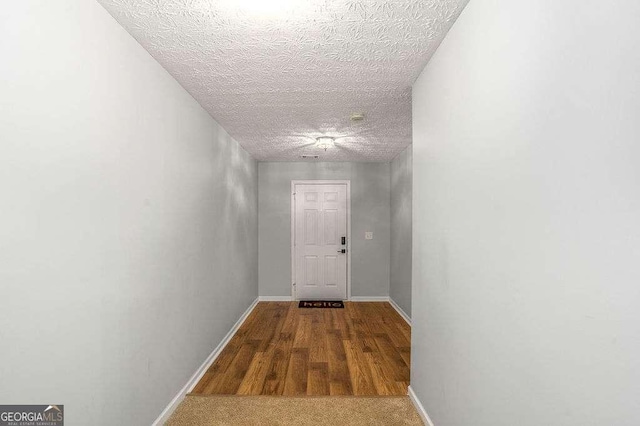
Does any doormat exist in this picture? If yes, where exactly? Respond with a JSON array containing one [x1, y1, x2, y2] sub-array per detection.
[[298, 300, 344, 309]]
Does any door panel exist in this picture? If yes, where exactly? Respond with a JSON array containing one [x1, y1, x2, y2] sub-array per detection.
[[324, 210, 337, 245], [304, 256, 318, 285], [294, 184, 347, 300], [325, 256, 337, 286], [304, 210, 318, 245]]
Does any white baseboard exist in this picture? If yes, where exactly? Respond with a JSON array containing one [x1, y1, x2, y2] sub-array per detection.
[[388, 298, 411, 326], [258, 296, 292, 301], [350, 296, 389, 302], [152, 297, 260, 426], [260, 296, 395, 303], [261, 296, 394, 303], [408, 386, 435, 426]]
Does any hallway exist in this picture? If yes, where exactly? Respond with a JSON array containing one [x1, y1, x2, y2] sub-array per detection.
[[3, 0, 640, 425], [192, 302, 410, 396]]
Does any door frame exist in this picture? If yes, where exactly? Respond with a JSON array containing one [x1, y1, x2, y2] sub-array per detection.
[[291, 180, 351, 301]]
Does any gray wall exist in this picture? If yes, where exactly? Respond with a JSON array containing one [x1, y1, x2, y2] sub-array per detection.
[[259, 162, 390, 298], [390, 146, 412, 318], [411, 0, 640, 425], [0, 1, 257, 425]]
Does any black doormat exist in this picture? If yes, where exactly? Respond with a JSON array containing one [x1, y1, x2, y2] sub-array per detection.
[[298, 300, 344, 309]]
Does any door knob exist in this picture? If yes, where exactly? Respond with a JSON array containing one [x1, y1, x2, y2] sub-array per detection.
[[337, 249, 346, 253]]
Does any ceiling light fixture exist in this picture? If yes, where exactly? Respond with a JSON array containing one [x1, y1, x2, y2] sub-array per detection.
[[218, 0, 299, 18], [315, 136, 335, 151]]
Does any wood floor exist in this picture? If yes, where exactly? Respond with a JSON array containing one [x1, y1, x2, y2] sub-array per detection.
[[191, 302, 411, 396]]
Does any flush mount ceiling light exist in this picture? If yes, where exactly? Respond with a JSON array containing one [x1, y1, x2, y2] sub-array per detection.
[[217, 0, 301, 18], [350, 113, 365, 122], [315, 136, 335, 151]]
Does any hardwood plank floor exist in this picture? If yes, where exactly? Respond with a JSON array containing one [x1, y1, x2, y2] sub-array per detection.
[[191, 301, 411, 396]]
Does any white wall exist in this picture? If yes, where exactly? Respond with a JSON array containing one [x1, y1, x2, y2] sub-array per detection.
[[411, 0, 640, 425], [390, 146, 412, 317], [0, 1, 258, 425], [259, 162, 390, 298]]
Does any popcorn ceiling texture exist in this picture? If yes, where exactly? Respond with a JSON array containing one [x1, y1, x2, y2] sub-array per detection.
[[98, 0, 468, 161]]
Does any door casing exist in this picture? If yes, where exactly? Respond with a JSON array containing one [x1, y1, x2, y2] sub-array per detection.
[[291, 180, 351, 301]]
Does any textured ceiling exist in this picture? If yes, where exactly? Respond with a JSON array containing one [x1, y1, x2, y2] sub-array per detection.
[[98, 0, 468, 161]]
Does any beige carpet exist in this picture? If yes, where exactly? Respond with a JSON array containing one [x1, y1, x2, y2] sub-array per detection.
[[166, 395, 424, 425]]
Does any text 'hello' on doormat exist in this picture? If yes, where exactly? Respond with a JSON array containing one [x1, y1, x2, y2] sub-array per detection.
[[298, 300, 344, 308]]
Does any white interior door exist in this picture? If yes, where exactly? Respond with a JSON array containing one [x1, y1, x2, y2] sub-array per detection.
[[293, 183, 348, 300]]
